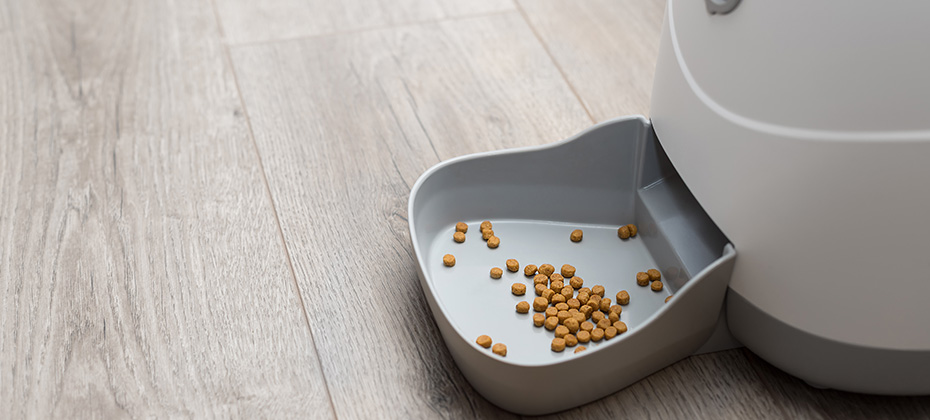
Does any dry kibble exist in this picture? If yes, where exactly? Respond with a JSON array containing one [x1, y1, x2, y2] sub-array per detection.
[[482, 229, 494, 240], [539, 264, 555, 277], [551, 338, 566, 352], [456, 222, 468, 233], [550, 280, 564, 291], [490, 267, 503, 279], [533, 274, 549, 286], [570, 229, 583, 242], [545, 307, 558, 318], [577, 331, 591, 343], [592, 285, 605, 297], [609, 305, 623, 315], [627, 224, 638, 237], [545, 316, 559, 330], [567, 308, 579, 315], [591, 311, 605, 323], [506, 259, 519, 272], [534, 283, 546, 296], [533, 313, 546, 327], [586, 296, 601, 309], [524, 264, 538, 276], [591, 328, 605, 342], [579, 305, 594, 318], [581, 321, 594, 332], [492, 343, 507, 357], [542, 289, 555, 302], [636, 272, 651, 286], [616, 290, 631, 305], [516, 301, 530, 313], [597, 319, 611, 330], [476, 335, 492, 348], [534, 297, 549, 312], [608, 312, 620, 323], [618, 225, 631, 239], [551, 294, 567, 305], [577, 291, 590, 303], [647, 269, 662, 281], [651, 281, 664, 292], [511, 283, 526, 296], [666, 295, 673, 303], [570, 276, 584, 289], [550, 273, 564, 284], [488, 236, 500, 249], [480, 221, 492, 231], [574, 345, 587, 353], [443, 254, 456, 267], [555, 302, 569, 311], [604, 326, 618, 340], [453, 232, 466, 243], [564, 318, 580, 333], [560, 286, 573, 299], [555, 325, 570, 338], [567, 298, 581, 310], [561, 264, 576, 278], [572, 312, 585, 324], [614, 321, 628, 334], [564, 334, 578, 347], [578, 287, 592, 295], [599, 298, 611, 313], [557, 310, 571, 323]]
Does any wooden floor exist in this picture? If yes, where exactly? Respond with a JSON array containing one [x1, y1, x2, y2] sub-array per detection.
[[1, 0, 928, 418]]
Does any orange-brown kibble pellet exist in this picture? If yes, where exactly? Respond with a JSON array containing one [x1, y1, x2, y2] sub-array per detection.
[[599, 298, 611, 313], [534, 297, 549, 312], [636, 272, 651, 286], [557, 310, 571, 323], [516, 301, 530, 313], [564, 318, 580, 333], [574, 345, 587, 353], [570, 276, 584, 289], [570, 229, 583, 242], [555, 325, 570, 339], [651, 281, 664, 292], [533, 313, 546, 327], [524, 264, 538, 276], [577, 291, 590, 303], [591, 311, 605, 323], [614, 321, 628, 334], [534, 274, 549, 286], [550, 273, 564, 284], [490, 267, 503, 279], [581, 321, 594, 332], [534, 283, 546, 296], [567, 298, 581, 310], [577, 331, 591, 343], [578, 287, 591, 295], [616, 290, 630, 305], [542, 289, 555, 302], [564, 334, 578, 347], [443, 254, 455, 267], [550, 280, 564, 291], [597, 318, 611, 330], [551, 294, 567, 305], [492, 343, 507, 357], [551, 338, 566, 352], [580, 305, 594, 318], [511, 283, 526, 295], [456, 222, 468, 233], [647, 269, 661, 281], [506, 259, 519, 272], [618, 226, 631, 239], [555, 302, 569, 311], [476, 335, 492, 348], [545, 307, 558, 318], [560, 286, 573, 299], [480, 221, 492, 231], [567, 308, 579, 315], [482, 229, 494, 240], [666, 295, 673, 303], [627, 224, 638, 237], [591, 328, 605, 341], [604, 326, 618, 340], [545, 316, 559, 330], [561, 264, 576, 278], [453, 231, 465, 243], [488, 236, 500, 248], [592, 285, 605, 297], [587, 296, 601, 309], [539, 264, 555, 276], [609, 305, 623, 315], [572, 312, 585, 324], [608, 312, 620, 323]]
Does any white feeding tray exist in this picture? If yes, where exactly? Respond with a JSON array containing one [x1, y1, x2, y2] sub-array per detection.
[[408, 116, 736, 414]]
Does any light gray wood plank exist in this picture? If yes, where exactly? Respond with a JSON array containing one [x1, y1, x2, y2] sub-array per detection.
[[230, 12, 592, 418], [0, 0, 334, 417], [214, 0, 515, 45], [516, 0, 666, 120]]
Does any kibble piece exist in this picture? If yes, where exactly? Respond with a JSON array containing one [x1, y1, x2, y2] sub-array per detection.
[[665, 295, 673, 303], [550, 273, 564, 283], [608, 312, 620, 323], [567, 298, 581, 310], [545, 307, 558, 318], [545, 316, 559, 330], [456, 222, 468, 233], [574, 345, 587, 353], [586, 296, 601, 309], [647, 269, 662, 281], [533, 274, 549, 286], [618, 226, 631, 239], [564, 318, 580, 333], [599, 298, 611, 313], [560, 286, 573, 299], [604, 326, 618, 340], [555, 302, 569, 311], [476, 335, 492, 348], [636, 272, 651, 286], [577, 291, 590, 303], [538, 264, 555, 277], [492, 343, 507, 357], [516, 301, 530, 313], [570, 229, 583, 242], [490, 267, 503, 279], [443, 254, 456, 267], [534, 283, 546, 296], [570, 276, 584, 289], [597, 318, 611, 330], [577, 331, 591, 343], [614, 321, 628, 334], [480, 221, 492, 231], [542, 289, 555, 302], [616, 290, 631, 305], [551, 294, 567, 305], [561, 264, 576, 278], [555, 325, 570, 338], [524, 264, 538, 276], [591, 328, 605, 342], [482, 229, 494, 240], [564, 334, 578, 347], [557, 310, 571, 323], [579, 305, 594, 318], [627, 224, 638, 237], [581, 321, 595, 332], [505, 259, 519, 272], [578, 287, 591, 295], [487, 236, 500, 248], [551, 338, 566, 352], [511, 283, 526, 295], [571, 312, 585, 324], [534, 297, 549, 312], [567, 308, 579, 315], [453, 232, 466, 243], [651, 281, 664, 292], [550, 280, 564, 291], [591, 311, 605, 323], [533, 313, 546, 327], [609, 305, 623, 315], [592, 285, 605, 297]]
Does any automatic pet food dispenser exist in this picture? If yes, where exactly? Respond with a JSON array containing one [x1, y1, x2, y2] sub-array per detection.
[[408, 0, 930, 414]]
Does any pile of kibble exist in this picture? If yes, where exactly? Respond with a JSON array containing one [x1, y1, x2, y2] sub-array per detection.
[[442, 221, 670, 358]]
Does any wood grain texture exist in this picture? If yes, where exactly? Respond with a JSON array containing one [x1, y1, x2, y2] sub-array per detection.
[[214, 0, 515, 45], [516, 0, 666, 120], [0, 0, 334, 417], [230, 12, 592, 418]]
